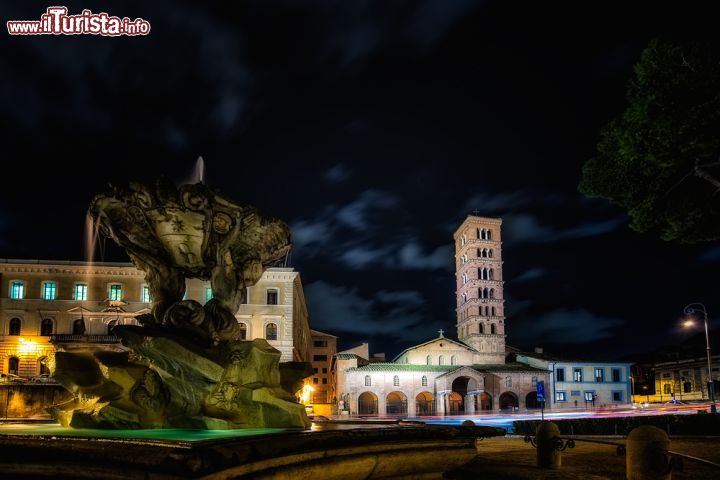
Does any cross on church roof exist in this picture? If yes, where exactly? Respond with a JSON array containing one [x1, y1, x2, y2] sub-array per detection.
[[438, 329, 444, 337], [471, 209, 481, 216]]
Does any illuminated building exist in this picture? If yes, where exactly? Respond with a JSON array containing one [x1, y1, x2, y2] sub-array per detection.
[[335, 215, 550, 415], [651, 354, 720, 403], [514, 350, 633, 409], [309, 329, 337, 404], [0, 259, 312, 378]]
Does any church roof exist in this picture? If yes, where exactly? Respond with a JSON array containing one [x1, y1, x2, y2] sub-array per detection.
[[392, 335, 478, 362], [347, 362, 548, 374], [472, 363, 549, 373], [348, 363, 460, 373]]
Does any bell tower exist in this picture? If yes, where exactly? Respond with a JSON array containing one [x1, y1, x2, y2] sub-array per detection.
[[453, 215, 506, 363]]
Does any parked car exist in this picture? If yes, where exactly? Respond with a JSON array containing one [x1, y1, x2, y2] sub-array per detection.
[[30, 374, 57, 384], [0, 373, 29, 384]]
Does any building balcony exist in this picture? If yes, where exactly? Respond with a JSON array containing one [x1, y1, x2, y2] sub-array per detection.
[[51, 334, 121, 344]]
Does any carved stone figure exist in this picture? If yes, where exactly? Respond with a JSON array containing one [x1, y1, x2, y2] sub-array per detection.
[[47, 179, 311, 429]]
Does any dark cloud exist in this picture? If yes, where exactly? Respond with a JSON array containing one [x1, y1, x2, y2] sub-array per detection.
[[512, 267, 546, 283], [700, 247, 720, 262], [1, 1, 717, 359], [324, 163, 351, 183], [512, 309, 625, 345], [503, 213, 626, 245], [304, 281, 440, 342]]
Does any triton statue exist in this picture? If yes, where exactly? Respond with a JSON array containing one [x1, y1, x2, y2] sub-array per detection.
[[47, 178, 311, 429]]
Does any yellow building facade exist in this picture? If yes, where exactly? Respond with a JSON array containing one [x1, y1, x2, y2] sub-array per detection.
[[0, 259, 312, 379]]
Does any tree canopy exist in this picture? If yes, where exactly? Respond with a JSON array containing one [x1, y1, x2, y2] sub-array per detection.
[[579, 39, 720, 243]]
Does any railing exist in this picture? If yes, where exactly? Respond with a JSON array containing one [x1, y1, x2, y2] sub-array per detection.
[[524, 434, 626, 456], [51, 334, 120, 343], [523, 423, 720, 477], [666, 450, 720, 470]]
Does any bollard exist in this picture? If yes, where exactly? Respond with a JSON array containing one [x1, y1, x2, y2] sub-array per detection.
[[626, 426, 671, 480], [536, 421, 561, 469]]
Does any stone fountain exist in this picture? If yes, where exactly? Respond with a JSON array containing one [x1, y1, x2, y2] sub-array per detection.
[[47, 178, 311, 430]]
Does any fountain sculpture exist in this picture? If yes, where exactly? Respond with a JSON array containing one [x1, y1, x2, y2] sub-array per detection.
[[47, 178, 311, 429]]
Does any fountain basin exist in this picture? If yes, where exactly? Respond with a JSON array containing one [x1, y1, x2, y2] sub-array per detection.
[[0, 422, 505, 478]]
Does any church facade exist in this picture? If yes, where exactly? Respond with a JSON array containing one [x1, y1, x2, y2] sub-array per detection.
[[336, 215, 551, 416]]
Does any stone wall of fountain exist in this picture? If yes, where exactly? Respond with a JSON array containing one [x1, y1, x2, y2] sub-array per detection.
[[47, 178, 311, 429]]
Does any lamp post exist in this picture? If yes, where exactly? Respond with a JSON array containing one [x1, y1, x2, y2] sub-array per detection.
[[683, 303, 716, 413]]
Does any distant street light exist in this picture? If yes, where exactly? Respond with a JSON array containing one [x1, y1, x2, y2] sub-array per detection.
[[683, 303, 716, 413]]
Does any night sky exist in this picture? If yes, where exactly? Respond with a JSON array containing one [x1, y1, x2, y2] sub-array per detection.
[[1, 1, 718, 360]]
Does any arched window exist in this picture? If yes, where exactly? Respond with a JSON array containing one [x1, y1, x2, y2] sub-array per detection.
[[426, 355, 432, 365], [476, 228, 481, 239], [491, 323, 497, 334], [239, 322, 247, 340], [479, 323, 484, 334], [8, 356, 19, 375], [40, 318, 53, 336], [365, 375, 371, 386], [491, 307, 496, 316], [477, 248, 482, 258], [439, 355, 445, 365], [489, 269, 494, 280], [462, 273, 468, 284], [265, 323, 278, 340], [38, 357, 50, 375], [461, 235, 466, 246], [393, 375, 400, 387], [488, 249, 493, 258], [72, 318, 86, 335], [422, 375, 428, 386], [478, 288, 484, 299], [9, 318, 21, 336], [462, 292, 467, 303], [489, 289, 495, 299], [451, 355, 457, 365], [505, 376, 512, 387]]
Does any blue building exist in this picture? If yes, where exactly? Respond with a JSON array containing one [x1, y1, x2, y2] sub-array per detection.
[[514, 350, 633, 409]]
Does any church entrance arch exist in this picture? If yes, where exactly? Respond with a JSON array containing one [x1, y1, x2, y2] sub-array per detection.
[[449, 376, 479, 414], [386, 391, 408, 415], [499, 391, 518, 411], [525, 391, 540, 409], [358, 391, 378, 415], [415, 391, 434, 416], [480, 392, 492, 410], [448, 392, 463, 414]]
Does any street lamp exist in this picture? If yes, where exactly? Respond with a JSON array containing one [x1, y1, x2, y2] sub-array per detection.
[[683, 303, 716, 413]]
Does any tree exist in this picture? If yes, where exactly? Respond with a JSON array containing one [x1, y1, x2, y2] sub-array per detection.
[[579, 39, 720, 243]]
